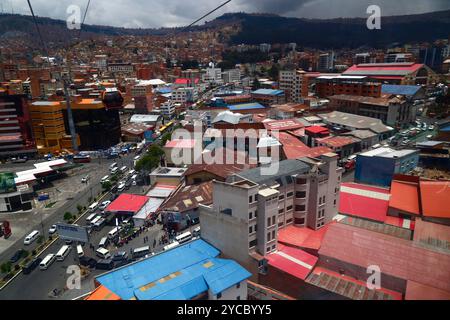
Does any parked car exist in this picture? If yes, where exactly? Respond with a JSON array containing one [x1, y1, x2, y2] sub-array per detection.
[[79, 256, 97, 268], [22, 257, 42, 275], [10, 249, 26, 263], [117, 182, 126, 193], [81, 175, 90, 183], [48, 225, 57, 235], [112, 251, 128, 262], [98, 201, 111, 211]]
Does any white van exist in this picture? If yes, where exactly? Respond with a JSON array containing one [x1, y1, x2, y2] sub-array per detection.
[[90, 215, 101, 226], [39, 254, 56, 270], [86, 213, 97, 224], [56, 245, 71, 261], [120, 166, 128, 173], [76, 245, 84, 258], [109, 162, 117, 170], [100, 175, 110, 183], [110, 167, 119, 175], [24, 230, 40, 245], [175, 231, 193, 244], [108, 227, 120, 239], [99, 236, 109, 248], [96, 247, 111, 260], [89, 202, 99, 213], [163, 241, 180, 251]]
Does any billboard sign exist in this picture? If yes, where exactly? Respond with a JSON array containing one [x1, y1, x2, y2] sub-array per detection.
[[56, 223, 89, 243], [0, 172, 16, 194]]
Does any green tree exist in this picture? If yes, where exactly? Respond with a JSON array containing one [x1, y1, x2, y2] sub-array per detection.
[[64, 212, 73, 221], [252, 78, 261, 90], [268, 64, 280, 81], [101, 181, 112, 192]]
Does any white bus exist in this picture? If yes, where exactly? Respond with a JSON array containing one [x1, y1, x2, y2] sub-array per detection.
[[89, 215, 102, 226], [86, 213, 97, 224], [100, 175, 110, 183], [76, 245, 84, 258], [39, 254, 56, 270], [56, 245, 71, 261], [132, 246, 150, 259], [88, 202, 99, 213], [175, 231, 192, 244], [108, 227, 120, 239], [163, 241, 180, 251]]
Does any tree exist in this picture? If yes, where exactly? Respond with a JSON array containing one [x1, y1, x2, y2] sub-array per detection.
[[64, 212, 73, 221], [101, 181, 112, 192], [252, 78, 261, 90], [268, 64, 280, 81]]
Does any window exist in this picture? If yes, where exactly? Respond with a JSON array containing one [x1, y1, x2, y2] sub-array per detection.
[[267, 217, 271, 226], [249, 195, 253, 203], [295, 217, 305, 225], [279, 194, 285, 200], [272, 230, 275, 239], [237, 296, 241, 300], [249, 212, 253, 220], [217, 293, 222, 299], [272, 216, 276, 225], [286, 218, 293, 224], [249, 226, 253, 233], [236, 283, 240, 289], [278, 208, 284, 214], [286, 205, 293, 211], [267, 232, 271, 241], [296, 191, 306, 198], [278, 222, 283, 227], [333, 199, 337, 205], [295, 205, 306, 212], [255, 225, 257, 232], [287, 192, 294, 198], [249, 239, 257, 248], [254, 210, 258, 217], [296, 178, 307, 185]]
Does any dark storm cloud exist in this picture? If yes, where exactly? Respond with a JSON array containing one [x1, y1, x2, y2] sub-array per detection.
[[9, 0, 450, 28]]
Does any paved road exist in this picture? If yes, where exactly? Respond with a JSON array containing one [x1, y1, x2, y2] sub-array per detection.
[[0, 153, 136, 274]]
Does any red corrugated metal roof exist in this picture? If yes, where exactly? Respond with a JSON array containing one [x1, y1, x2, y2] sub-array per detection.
[[266, 244, 318, 280], [263, 119, 304, 132], [420, 180, 450, 219], [345, 63, 423, 72], [389, 181, 420, 215], [405, 280, 450, 300], [305, 126, 329, 134], [106, 194, 150, 214], [277, 223, 333, 251], [339, 183, 390, 222], [319, 223, 450, 293]]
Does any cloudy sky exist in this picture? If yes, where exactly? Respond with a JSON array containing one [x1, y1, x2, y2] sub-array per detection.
[[5, 0, 450, 28]]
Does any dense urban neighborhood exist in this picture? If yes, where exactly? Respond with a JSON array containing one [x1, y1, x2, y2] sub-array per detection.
[[0, 1, 449, 303]]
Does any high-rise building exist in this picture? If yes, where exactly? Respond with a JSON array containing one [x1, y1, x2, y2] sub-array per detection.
[[200, 154, 342, 274], [0, 93, 36, 159]]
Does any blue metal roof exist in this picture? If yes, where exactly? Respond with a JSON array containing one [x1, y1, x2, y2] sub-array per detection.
[[251, 89, 284, 96], [381, 84, 422, 96], [96, 239, 251, 300], [228, 102, 266, 111]]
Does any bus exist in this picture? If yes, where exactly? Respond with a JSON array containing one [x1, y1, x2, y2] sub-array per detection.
[[159, 121, 174, 135], [73, 155, 91, 163], [163, 241, 180, 251], [175, 231, 192, 244], [132, 246, 151, 260]]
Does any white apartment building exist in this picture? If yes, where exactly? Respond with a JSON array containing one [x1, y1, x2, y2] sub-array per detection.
[[199, 154, 342, 275], [159, 100, 176, 118], [278, 69, 305, 103], [203, 66, 223, 84], [171, 87, 198, 105], [94, 55, 108, 70], [222, 69, 241, 84]]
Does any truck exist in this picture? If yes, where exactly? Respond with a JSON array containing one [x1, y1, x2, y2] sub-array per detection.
[[0, 221, 12, 239]]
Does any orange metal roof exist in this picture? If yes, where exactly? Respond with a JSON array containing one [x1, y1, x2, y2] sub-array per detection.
[[419, 181, 450, 219], [389, 181, 420, 215], [86, 285, 121, 300], [277, 223, 334, 251], [405, 281, 450, 300]]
